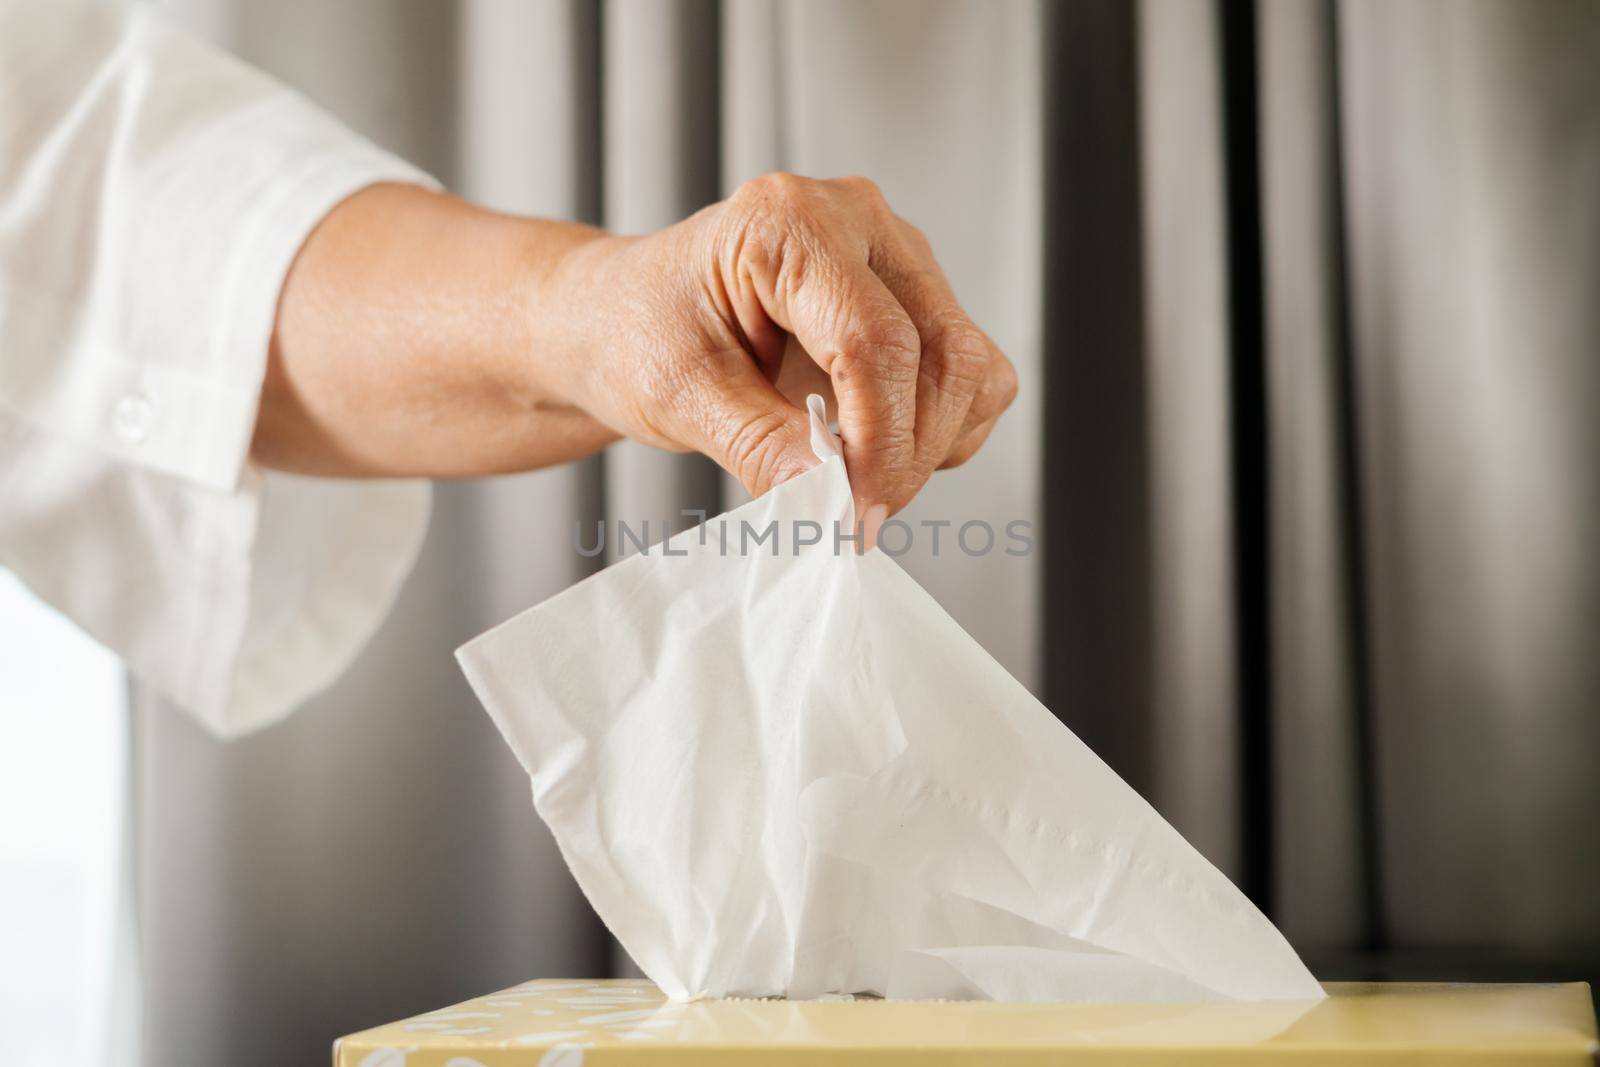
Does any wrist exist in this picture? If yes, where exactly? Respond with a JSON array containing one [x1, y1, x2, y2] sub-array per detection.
[[509, 220, 624, 412]]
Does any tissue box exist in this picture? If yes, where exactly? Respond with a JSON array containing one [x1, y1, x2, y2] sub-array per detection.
[[334, 979, 1597, 1065]]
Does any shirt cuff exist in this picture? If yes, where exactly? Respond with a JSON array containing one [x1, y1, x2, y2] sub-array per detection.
[[0, 415, 431, 738], [195, 470, 433, 737], [126, 150, 442, 493]]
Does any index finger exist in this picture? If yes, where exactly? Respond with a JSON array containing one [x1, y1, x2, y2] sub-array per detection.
[[802, 253, 924, 516], [724, 182, 925, 516]]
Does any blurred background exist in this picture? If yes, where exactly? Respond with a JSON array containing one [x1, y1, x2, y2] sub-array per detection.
[[2, 0, 1597, 1064]]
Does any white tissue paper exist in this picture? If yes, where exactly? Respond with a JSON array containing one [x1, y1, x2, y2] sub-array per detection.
[[457, 395, 1325, 1004]]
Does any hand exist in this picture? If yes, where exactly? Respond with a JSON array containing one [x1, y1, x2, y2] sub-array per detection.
[[529, 174, 1018, 522], [255, 177, 1016, 524]]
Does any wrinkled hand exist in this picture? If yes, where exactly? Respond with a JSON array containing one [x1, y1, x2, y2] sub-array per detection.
[[534, 174, 1018, 523]]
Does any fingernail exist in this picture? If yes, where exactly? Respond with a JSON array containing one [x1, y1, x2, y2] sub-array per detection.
[[861, 503, 888, 553]]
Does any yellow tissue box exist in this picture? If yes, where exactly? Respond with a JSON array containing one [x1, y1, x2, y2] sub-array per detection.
[[334, 979, 1598, 1065]]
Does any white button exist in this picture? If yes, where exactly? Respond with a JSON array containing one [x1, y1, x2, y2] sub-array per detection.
[[111, 392, 153, 446]]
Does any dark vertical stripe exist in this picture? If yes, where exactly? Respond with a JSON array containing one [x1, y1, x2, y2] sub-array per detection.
[[707, 0, 723, 194], [691, 0, 727, 516], [1219, 0, 1274, 914], [575, 0, 604, 228], [576, 0, 611, 974], [1039, 0, 1154, 794], [1323, 0, 1388, 953], [679, 0, 722, 210]]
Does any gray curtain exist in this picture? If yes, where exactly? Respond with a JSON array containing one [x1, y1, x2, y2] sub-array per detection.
[[133, 1, 1599, 1064]]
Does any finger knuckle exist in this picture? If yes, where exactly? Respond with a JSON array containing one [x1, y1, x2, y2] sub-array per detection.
[[728, 175, 830, 279], [737, 171, 812, 212], [992, 353, 1020, 410], [896, 216, 933, 254], [833, 175, 898, 227], [931, 318, 993, 391], [834, 174, 883, 201], [835, 318, 921, 386]]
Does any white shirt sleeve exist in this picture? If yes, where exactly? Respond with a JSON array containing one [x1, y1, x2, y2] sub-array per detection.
[[0, 0, 436, 736]]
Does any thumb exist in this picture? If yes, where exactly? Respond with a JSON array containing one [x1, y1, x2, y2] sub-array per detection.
[[678, 351, 817, 499]]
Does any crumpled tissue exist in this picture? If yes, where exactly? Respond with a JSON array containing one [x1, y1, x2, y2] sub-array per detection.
[[457, 396, 1324, 1004]]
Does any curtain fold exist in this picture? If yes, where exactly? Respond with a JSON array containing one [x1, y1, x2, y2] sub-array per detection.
[[600, 0, 725, 559], [1339, 0, 1600, 959], [1040, 0, 1153, 797], [1137, 0, 1242, 881], [1257, 0, 1372, 952]]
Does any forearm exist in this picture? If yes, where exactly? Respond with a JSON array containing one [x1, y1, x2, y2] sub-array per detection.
[[251, 182, 618, 478]]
